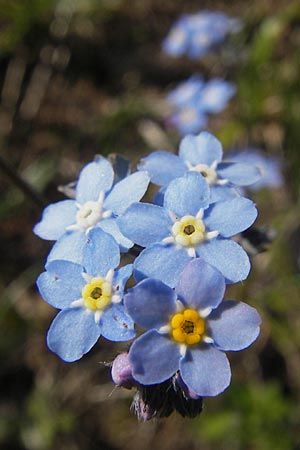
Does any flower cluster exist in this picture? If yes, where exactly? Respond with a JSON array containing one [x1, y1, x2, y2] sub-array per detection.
[[167, 76, 236, 135], [163, 10, 241, 59], [34, 130, 263, 419]]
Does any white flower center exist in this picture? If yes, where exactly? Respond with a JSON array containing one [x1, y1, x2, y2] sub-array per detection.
[[189, 162, 218, 185]]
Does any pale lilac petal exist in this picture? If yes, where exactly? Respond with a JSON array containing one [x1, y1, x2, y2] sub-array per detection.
[[129, 330, 180, 384], [180, 345, 231, 397], [208, 301, 261, 351]]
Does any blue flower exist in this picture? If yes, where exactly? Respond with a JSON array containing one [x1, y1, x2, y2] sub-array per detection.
[[163, 11, 242, 59], [36, 228, 135, 362], [196, 78, 236, 114], [125, 259, 261, 397], [34, 156, 150, 263], [227, 149, 284, 191], [138, 131, 261, 202], [168, 106, 208, 136], [118, 171, 257, 286], [167, 75, 205, 108]]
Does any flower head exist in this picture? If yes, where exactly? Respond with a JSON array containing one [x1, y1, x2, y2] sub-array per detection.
[[34, 156, 150, 263], [125, 259, 261, 397], [37, 228, 135, 362]]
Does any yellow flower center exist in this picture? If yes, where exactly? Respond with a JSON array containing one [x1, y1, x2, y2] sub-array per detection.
[[82, 277, 112, 311], [171, 215, 205, 247], [170, 309, 206, 345]]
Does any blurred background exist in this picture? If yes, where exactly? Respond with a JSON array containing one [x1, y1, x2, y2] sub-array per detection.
[[1, 0, 300, 449]]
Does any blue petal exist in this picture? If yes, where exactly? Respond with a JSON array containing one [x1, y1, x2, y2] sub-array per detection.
[[129, 330, 180, 384], [196, 238, 250, 283], [169, 108, 207, 136], [176, 259, 225, 310], [33, 200, 77, 240], [217, 162, 262, 186], [164, 172, 210, 217], [210, 185, 240, 203], [37, 260, 85, 309], [125, 278, 177, 330], [180, 344, 231, 397], [138, 151, 186, 186], [208, 301, 261, 351], [179, 131, 223, 166], [117, 203, 172, 247], [204, 197, 257, 237], [134, 243, 192, 288], [98, 219, 133, 251], [83, 227, 120, 277], [113, 264, 133, 296], [100, 304, 135, 342], [46, 231, 88, 265], [47, 308, 101, 362], [104, 171, 150, 215], [76, 158, 114, 204]]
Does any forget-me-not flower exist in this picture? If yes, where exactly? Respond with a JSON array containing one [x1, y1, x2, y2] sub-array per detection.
[[37, 228, 135, 362], [118, 171, 257, 286], [163, 11, 242, 59], [34, 156, 150, 263], [125, 259, 261, 397], [139, 131, 261, 202]]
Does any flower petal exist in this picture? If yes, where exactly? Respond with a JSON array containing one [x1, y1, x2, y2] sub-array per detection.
[[208, 301, 261, 351], [104, 171, 150, 215], [217, 162, 262, 186], [204, 197, 257, 237], [33, 200, 77, 240], [83, 227, 120, 277], [210, 185, 240, 203], [117, 203, 172, 247], [100, 304, 136, 342], [129, 330, 180, 384], [196, 238, 250, 283], [180, 345, 231, 397], [98, 219, 133, 251], [176, 258, 225, 310], [125, 278, 177, 330], [179, 131, 223, 166], [47, 308, 101, 362], [76, 158, 114, 204], [37, 260, 85, 309], [46, 231, 89, 265], [138, 151, 186, 186], [164, 172, 210, 217], [134, 243, 192, 288], [113, 264, 133, 296]]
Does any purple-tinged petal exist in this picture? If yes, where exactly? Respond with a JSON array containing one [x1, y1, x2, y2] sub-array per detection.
[[125, 278, 177, 330], [138, 151, 186, 187], [117, 203, 172, 247], [204, 197, 257, 237], [129, 330, 180, 384], [134, 243, 192, 288], [100, 304, 135, 342], [47, 308, 101, 362], [208, 301, 261, 351], [37, 260, 85, 309], [33, 200, 77, 240], [217, 162, 262, 186], [164, 172, 210, 217], [98, 219, 133, 251], [111, 353, 135, 389], [176, 259, 225, 310], [179, 132, 223, 166], [83, 227, 120, 277], [46, 231, 88, 265], [76, 158, 114, 204], [104, 172, 150, 215], [180, 345, 231, 397], [196, 238, 250, 283]]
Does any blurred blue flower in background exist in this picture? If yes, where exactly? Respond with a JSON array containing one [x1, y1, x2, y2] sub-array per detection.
[[163, 10, 242, 59], [125, 258, 261, 397], [227, 148, 284, 191], [37, 228, 135, 362], [166, 77, 236, 135]]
